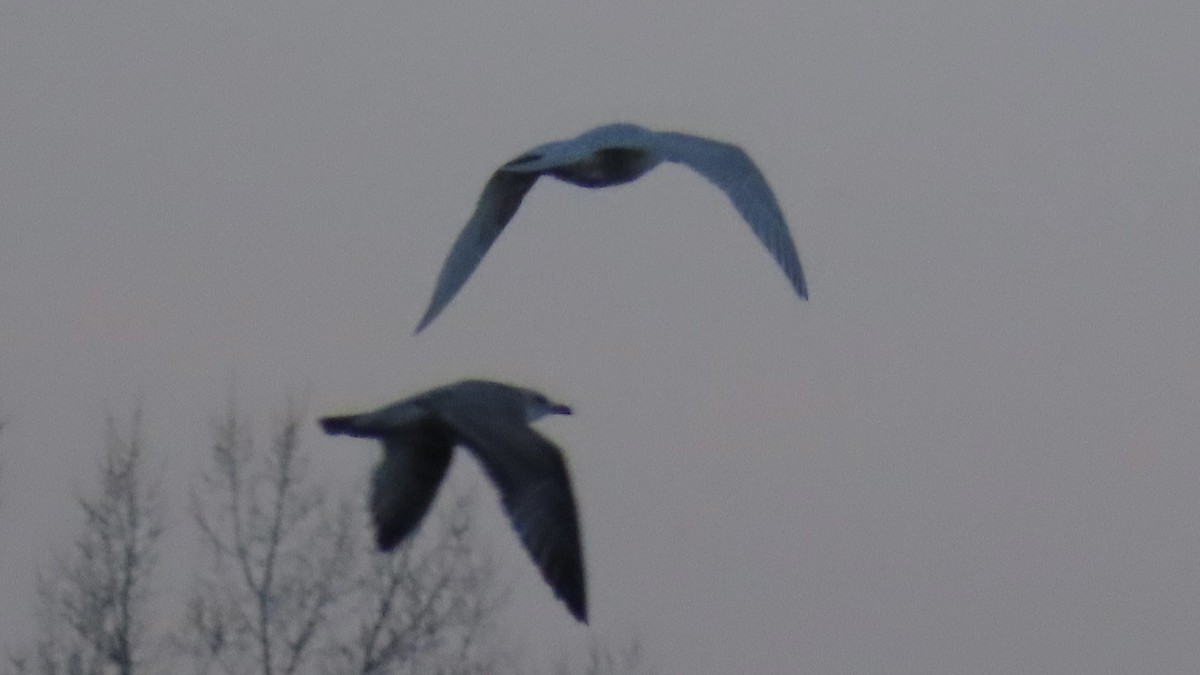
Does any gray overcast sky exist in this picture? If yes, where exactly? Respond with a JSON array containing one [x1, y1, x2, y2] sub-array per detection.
[[3, 1, 1200, 672]]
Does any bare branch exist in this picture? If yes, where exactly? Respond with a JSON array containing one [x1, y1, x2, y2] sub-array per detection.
[[552, 635, 656, 675], [176, 394, 518, 675], [179, 397, 355, 675], [324, 488, 511, 675], [9, 406, 165, 675]]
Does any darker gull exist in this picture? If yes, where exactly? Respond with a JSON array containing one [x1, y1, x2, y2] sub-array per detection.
[[319, 379, 587, 622]]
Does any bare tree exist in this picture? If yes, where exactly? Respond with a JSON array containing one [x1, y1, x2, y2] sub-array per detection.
[[553, 636, 656, 675], [7, 407, 165, 675], [2, 393, 593, 675], [178, 392, 515, 674], [324, 489, 511, 675], [179, 398, 355, 675]]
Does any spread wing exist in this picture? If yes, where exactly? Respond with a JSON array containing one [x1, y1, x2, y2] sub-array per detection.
[[415, 170, 540, 333], [652, 132, 808, 299], [371, 427, 454, 551], [434, 404, 587, 622]]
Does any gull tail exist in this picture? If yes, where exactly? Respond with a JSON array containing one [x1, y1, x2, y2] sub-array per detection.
[[319, 415, 359, 436]]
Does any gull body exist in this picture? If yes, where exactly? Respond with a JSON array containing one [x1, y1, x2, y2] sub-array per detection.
[[319, 379, 587, 622], [415, 123, 808, 332]]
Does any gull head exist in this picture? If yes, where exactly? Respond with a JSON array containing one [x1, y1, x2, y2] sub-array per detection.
[[521, 389, 573, 422], [498, 123, 661, 187]]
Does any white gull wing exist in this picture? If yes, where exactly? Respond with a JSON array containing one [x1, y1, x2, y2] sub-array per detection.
[[650, 131, 808, 299], [415, 171, 539, 333], [413, 124, 807, 333], [429, 393, 587, 623]]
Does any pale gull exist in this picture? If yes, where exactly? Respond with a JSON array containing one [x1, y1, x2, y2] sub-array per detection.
[[415, 122, 808, 332], [319, 379, 587, 622]]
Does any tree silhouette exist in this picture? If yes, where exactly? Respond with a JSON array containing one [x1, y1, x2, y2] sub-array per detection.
[[178, 397, 510, 675], [179, 399, 355, 675], [8, 408, 165, 675], [553, 635, 656, 675], [4, 398, 649, 675], [324, 490, 510, 675]]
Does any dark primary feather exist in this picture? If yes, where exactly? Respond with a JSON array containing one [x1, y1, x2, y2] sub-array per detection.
[[431, 399, 587, 623], [372, 427, 454, 551]]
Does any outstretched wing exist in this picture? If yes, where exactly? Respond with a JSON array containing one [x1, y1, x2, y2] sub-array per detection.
[[415, 170, 540, 333], [653, 132, 808, 299], [435, 403, 587, 622], [371, 427, 454, 551]]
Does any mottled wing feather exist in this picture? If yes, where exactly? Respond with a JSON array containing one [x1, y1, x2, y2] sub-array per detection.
[[371, 428, 454, 551], [434, 405, 587, 622], [654, 132, 808, 299], [415, 171, 540, 332]]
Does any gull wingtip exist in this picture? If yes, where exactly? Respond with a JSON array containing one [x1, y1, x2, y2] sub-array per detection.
[[566, 595, 588, 624], [413, 306, 439, 334]]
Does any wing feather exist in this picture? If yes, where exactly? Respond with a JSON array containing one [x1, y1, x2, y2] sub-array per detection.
[[415, 171, 539, 332], [653, 132, 808, 299], [370, 427, 454, 551], [434, 402, 587, 622]]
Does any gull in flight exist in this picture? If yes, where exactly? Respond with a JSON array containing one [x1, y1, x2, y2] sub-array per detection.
[[414, 122, 808, 332], [319, 379, 587, 622]]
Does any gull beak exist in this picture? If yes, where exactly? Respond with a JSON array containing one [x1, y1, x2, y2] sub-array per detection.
[[550, 403, 573, 416]]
